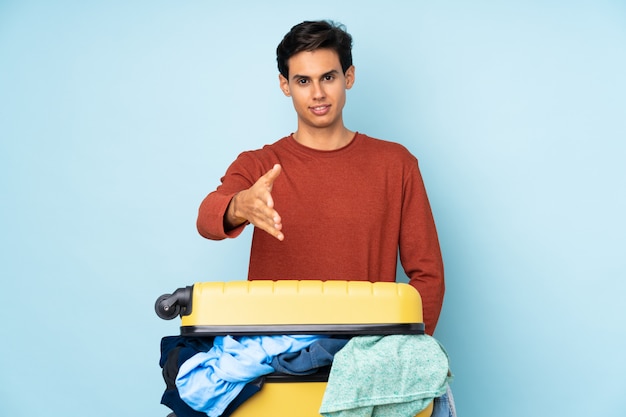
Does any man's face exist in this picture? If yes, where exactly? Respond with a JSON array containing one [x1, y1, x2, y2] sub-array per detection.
[[279, 48, 355, 131]]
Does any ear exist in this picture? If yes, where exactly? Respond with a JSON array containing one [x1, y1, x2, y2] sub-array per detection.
[[344, 65, 356, 90], [278, 74, 291, 97]]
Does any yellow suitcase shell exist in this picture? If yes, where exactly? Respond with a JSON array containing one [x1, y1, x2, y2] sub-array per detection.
[[156, 280, 424, 335], [230, 380, 434, 417]]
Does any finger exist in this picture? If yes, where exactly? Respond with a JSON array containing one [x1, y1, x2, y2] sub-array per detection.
[[266, 191, 275, 209], [252, 214, 284, 241], [271, 212, 284, 241], [253, 202, 283, 240], [263, 164, 282, 189], [261, 207, 282, 235], [248, 198, 281, 229]]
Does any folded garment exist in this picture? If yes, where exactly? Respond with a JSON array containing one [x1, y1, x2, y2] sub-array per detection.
[[161, 339, 212, 417], [271, 337, 349, 375], [160, 336, 266, 417], [319, 335, 452, 417], [176, 335, 323, 417], [160, 336, 215, 370]]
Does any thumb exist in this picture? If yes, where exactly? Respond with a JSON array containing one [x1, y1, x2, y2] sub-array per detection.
[[264, 164, 282, 187]]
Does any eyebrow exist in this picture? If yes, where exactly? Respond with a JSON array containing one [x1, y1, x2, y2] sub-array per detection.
[[291, 69, 340, 82]]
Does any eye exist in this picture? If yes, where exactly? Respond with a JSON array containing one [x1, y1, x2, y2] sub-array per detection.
[[297, 78, 309, 85], [323, 74, 335, 81]]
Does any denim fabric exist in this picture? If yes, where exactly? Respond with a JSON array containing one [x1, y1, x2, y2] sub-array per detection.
[[271, 337, 349, 375], [431, 386, 457, 417]]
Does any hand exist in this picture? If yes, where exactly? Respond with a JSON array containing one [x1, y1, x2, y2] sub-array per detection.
[[226, 164, 284, 241]]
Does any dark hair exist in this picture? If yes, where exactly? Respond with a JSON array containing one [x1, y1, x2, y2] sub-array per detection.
[[276, 20, 353, 78]]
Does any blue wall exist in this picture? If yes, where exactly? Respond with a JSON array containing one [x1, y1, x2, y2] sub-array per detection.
[[1, 1, 625, 416]]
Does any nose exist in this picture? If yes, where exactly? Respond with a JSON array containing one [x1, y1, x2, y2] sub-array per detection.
[[312, 81, 326, 100]]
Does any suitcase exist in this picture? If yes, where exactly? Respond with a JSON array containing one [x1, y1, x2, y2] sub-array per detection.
[[156, 280, 434, 417]]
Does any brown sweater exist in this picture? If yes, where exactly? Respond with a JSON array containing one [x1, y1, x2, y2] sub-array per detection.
[[197, 133, 445, 334]]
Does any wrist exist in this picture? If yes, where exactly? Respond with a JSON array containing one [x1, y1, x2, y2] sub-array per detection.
[[225, 192, 247, 229]]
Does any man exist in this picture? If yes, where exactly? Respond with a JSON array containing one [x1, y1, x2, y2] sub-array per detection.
[[196, 20, 445, 336]]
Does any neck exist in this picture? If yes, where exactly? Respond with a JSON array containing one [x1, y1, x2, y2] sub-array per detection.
[[293, 125, 355, 151]]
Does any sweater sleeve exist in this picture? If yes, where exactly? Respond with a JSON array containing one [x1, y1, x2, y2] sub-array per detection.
[[196, 152, 263, 240], [399, 161, 445, 335]]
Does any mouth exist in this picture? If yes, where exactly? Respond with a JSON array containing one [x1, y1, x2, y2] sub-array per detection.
[[309, 104, 331, 116]]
